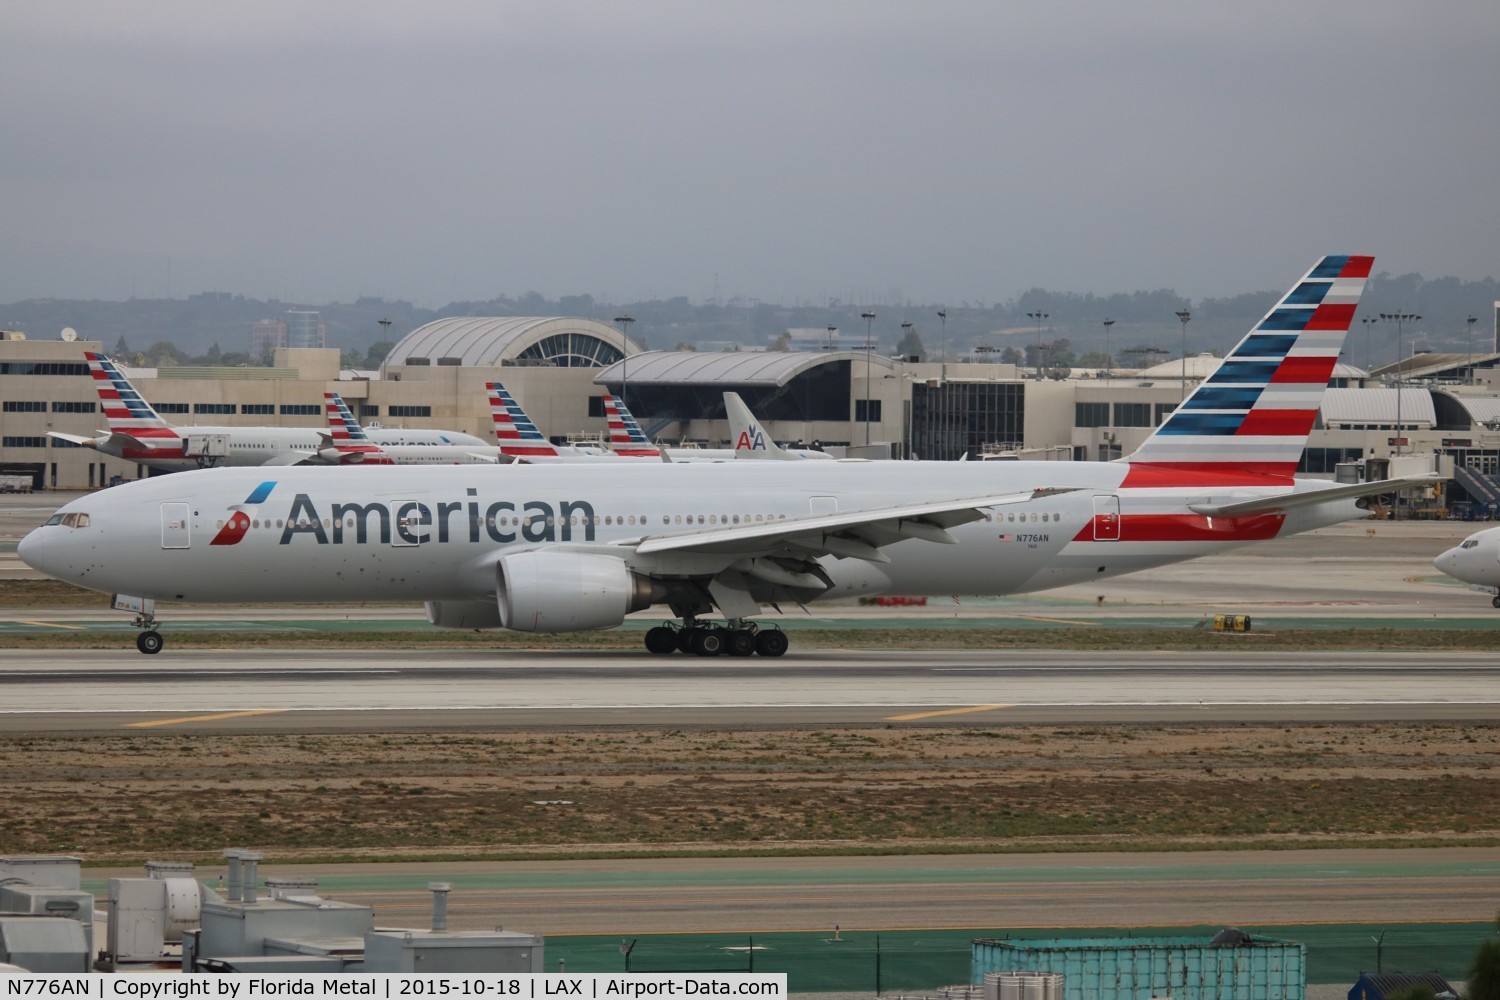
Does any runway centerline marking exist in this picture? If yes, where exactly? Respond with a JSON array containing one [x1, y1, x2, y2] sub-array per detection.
[[887, 704, 1012, 721], [16, 620, 86, 630], [126, 710, 285, 728], [1015, 614, 1099, 625]]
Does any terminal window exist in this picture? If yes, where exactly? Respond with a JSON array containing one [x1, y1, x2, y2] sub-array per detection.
[[2, 401, 46, 412], [194, 403, 236, 415], [389, 405, 433, 418], [280, 404, 321, 416], [51, 401, 97, 413]]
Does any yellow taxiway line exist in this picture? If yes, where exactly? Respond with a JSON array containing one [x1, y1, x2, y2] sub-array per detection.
[[126, 710, 284, 729], [886, 704, 1011, 721]]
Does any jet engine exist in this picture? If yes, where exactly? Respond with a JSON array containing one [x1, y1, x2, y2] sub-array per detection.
[[425, 599, 505, 630], [496, 550, 659, 632]]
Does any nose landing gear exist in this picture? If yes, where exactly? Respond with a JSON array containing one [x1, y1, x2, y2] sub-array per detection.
[[115, 594, 165, 654]]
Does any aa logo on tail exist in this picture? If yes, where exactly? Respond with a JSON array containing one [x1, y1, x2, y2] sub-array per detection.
[[735, 429, 767, 452]]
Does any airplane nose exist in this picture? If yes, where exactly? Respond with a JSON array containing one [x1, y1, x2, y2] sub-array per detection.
[[18, 526, 68, 580]]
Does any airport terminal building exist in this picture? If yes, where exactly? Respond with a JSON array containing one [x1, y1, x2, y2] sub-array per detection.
[[6, 318, 1500, 514]]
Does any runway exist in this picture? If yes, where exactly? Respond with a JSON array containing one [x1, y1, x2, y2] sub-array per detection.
[[4, 647, 1499, 732], [79, 848, 1500, 934]]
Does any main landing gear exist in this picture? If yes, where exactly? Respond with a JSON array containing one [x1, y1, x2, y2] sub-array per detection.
[[643, 619, 789, 657]]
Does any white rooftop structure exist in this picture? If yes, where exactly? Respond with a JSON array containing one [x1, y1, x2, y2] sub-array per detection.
[[594, 350, 892, 387], [1321, 387, 1436, 427], [384, 317, 631, 368]]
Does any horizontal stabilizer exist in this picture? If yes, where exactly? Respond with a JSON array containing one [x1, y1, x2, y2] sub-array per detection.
[[261, 451, 319, 467], [1187, 474, 1441, 517], [47, 431, 102, 448]]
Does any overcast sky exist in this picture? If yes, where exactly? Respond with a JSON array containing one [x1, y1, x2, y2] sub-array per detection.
[[3, 1, 1497, 308]]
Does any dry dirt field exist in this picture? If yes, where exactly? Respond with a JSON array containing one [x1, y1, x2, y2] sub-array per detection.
[[5, 722, 1497, 864]]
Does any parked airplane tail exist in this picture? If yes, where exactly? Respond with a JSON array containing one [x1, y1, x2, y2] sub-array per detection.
[[324, 393, 374, 444], [1124, 254, 1374, 484], [603, 394, 662, 458], [84, 352, 180, 447], [485, 382, 563, 457], [723, 392, 791, 460]]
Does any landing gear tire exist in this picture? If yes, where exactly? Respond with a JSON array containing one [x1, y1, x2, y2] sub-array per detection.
[[693, 628, 727, 657], [136, 630, 164, 655], [644, 626, 679, 655], [1491, 595, 1500, 609], [754, 629, 789, 658], [727, 630, 757, 657]]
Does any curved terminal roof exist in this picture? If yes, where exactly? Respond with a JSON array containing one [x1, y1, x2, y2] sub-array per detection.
[[593, 350, 891, 387], [1433, 392, 1500, 429], [385, 317, 633, 368], [1321, 387, 1436, 427]]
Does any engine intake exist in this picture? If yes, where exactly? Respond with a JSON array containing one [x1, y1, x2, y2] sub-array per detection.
[[496, 550, 658, 632]]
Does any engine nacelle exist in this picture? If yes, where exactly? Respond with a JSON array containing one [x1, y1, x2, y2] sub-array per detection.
[[496, 550, 657, 632], [425, 599, 505, 630]]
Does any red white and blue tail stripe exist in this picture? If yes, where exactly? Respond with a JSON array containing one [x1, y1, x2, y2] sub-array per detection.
[[603, 395, 662, 459], [86, 352, 181, 448], [1125, 254, 1373, 484], [486, 382, 563, 458], [322, 392, 392, 464]]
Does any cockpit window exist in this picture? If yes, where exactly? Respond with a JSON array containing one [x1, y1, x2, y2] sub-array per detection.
[[46, 513, 64, 526], [1461, 538, 1480, 549], [54, 512, 91, 528]]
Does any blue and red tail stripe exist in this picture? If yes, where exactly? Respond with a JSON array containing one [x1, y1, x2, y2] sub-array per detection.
[[1124, 254, 1372, 485]]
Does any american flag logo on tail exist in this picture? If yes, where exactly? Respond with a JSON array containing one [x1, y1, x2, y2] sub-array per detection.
[[1124, 255, 1373, 484], [486, 382, 562, 458], [85, 352, 180, 445]]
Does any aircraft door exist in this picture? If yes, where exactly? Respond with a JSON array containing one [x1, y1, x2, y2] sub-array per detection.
[[1092, 495, 1121, 541], [810, 496, 838, 516], [392, 500, 428, 547], [161, 502, 191, 549]]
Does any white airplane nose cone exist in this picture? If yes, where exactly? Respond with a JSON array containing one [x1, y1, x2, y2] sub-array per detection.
[[1433, 549, 1456, 573], [16, 528, 49, 575]]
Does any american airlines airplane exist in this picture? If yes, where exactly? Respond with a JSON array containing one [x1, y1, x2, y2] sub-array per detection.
[[21, 255, 1431, 657], [320, 393, 510, 466], [1433, 527, 1500, 607], [47, 352, 490, 471], [604, 393, 834, 461]]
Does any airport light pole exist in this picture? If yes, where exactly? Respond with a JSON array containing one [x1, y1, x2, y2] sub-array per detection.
[[825, 324, 837, 349], [1379, 311, 1420, 457], [1175, 309, 1192, 401], [1361, 316, 1378, 372], [1468, 313, 1479, 384], [1027, 311, 1049, 378], [936, 308, 947, 383], [861, 311, 876, 446], [613, 315, 634, 410], [1102, 317, 1115, 376], [376, 318, 392, 372]]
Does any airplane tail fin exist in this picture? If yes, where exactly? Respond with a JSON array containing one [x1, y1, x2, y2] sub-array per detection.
[[84, 351, 180, 446], [486, 382, 563, 457], [1124, 255, 1374, 484], [323, 392, 373, 444], [603, 394, 662, 458], [724, 392, 791, 460]]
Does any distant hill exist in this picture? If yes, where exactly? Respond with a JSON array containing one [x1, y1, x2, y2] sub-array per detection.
[[2, 270, 1494, 369]]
